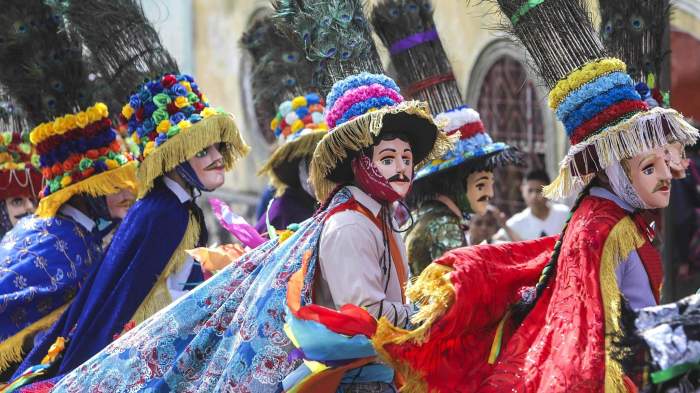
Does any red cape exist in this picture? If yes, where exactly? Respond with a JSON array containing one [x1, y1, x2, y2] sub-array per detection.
[[376, 196, 651, 393]]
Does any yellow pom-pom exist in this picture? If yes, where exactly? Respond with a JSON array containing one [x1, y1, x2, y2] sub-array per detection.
[[53, 117, 67, 135], [181, 81, 192, 93], [131, 134, 140, 145], [201, 107, 217, 118], [177, 120, 192, 129], [105, 159, 118, 170], [270, 117, 280, 131], [60, 175, 73, 188], [121, 104, 135, 119], [175, 96, 189, 109], [86, 106, 102, 123], [291, 96, 307, 109], [291, 119, 304, 133], [143, 141, 155, 157], [157, 120, 171, 133], [95, 102, 109, 118], [63, 114, 77, 130], [76, 112, 90, 128]]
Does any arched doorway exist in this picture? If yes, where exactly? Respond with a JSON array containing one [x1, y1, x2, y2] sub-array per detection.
[[468, 41, 551, 216]]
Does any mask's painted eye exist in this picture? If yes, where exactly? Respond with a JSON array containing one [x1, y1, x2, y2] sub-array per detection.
[[195, 149, 208, 158]]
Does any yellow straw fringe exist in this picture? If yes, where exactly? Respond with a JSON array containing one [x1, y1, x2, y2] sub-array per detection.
[[544, 107, 699, 200], [599, 217, 645, 393], [0, 302, 70, 372], [137, 113, 250, 199], [257, 131, 326, 197], [128, 212, 200, 326], [310, 101, 453, 202], [35, 161, 138, 218]]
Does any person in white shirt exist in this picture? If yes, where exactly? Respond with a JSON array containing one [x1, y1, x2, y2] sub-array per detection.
[[495, 169, 570, 241]]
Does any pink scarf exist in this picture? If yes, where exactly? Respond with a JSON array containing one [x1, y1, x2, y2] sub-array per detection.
[[351, 154, 409, 204]]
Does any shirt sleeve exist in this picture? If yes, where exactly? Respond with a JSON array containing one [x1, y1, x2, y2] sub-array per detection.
[[319, 214, 413, 328], [615, 250, 656, 309]]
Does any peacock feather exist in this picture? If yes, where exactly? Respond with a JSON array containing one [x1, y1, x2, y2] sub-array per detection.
[[0, 0, 98, 125], [272, 0, 383, 96], [240, 14, 317, 141]]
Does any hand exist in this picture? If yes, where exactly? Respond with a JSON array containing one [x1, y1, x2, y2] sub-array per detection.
[[667, 142, 689, 179], [187, 243, 245, 273]]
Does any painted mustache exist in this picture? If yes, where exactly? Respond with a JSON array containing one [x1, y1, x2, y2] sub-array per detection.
[[205, 160, 224, 171], [388, 173, 410, 183], [478, 195, 491, 202], [653, 180, 671, 193], [116, 199, 135, 208]]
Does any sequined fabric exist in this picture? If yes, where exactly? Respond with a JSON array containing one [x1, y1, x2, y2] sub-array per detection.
[[404, 200, 466, 275]]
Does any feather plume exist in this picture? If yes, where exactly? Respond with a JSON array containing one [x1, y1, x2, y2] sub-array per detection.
[[0, 0, 98, 125], [599, 0, 671, 83], [371, 0, 462, 114], [272, 0, 383, 96], [0, 85, 31, 134], [240, 15, 318, 141], [57, 0, 179, 111], [488, 0, 607, 89]]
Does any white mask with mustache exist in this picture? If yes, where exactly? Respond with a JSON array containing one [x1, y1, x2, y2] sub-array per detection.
[[604, 160, 647, 209]]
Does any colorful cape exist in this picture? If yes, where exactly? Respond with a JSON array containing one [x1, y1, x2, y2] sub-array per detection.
[[49, 188, 355, 392], [255, 187, 317, 234], [375, 196, 647, 392], [12, 182, 193, 381], [0, 215, 102, 373]]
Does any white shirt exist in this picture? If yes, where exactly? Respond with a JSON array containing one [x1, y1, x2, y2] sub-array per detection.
[[163, 176, 196, 301], [315, 186, 413, 328], [59, 204, 97, 232], [498, 203, 570, 241]]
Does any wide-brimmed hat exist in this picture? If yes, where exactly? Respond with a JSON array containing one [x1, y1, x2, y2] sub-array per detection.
[[30, 103, 138, 217], [310, 73, 452, 201], [120, 73, 250, 198], [258, 93, 328, 195], [415, 106, 517, 180]]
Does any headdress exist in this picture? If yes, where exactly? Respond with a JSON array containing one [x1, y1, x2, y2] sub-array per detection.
[[60, 0, 250, 198], [241, 15, 327, 195], [372, 0, 519, 189], [310, 72, 451, 201], [491, 0, 697, 199], [0, 0, 137, 217], [0, 89, 42, 200], [257, 93, 328, 195], [120, 74, 250, 198]]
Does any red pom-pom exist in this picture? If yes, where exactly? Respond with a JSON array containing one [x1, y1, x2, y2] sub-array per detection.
[[86, 150, 100, 160], [302, 114, 312, 124], [193, 102, 205, 112], [652, 88, 664, 106], [135, 107, 144, 122], [166, 102, 179, 115], [161, 74, 177, 88], [99, 147, 109, 156]]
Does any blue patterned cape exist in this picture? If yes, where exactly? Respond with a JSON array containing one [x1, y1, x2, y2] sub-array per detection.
[[51, 188, 353, 392], [0, 214, 102, 370]]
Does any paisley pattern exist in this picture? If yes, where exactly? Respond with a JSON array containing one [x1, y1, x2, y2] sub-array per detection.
[[0, 214, 102, 342], [51, 189, 355, 393], [404, 201, 466, 275]]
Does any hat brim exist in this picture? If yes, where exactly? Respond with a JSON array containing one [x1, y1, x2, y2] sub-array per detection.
[[137, 113, 250, 199], [35, 160, 138, 218], [257, 130, 326, 196], [414, 143, 520, 181], [544, 107, 699, 199], [310, 101, 453, 202]]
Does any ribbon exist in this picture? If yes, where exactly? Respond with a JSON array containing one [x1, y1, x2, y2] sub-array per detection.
[[389, 29, 439, 55], [650, 361, 700, 384], [511, 0, 545, 26], [404, 73, 456, 97]]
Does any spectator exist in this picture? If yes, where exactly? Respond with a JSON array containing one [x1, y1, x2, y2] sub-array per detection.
[[494, 169, 569, 241], [468, 208, 499, 245]]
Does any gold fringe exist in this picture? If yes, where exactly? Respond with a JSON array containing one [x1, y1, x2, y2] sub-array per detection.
[[137, 114, 250, 199], [257, 131, 326, 197], [35, 161, 138, 218], [309, 101, 454, 202], [128, 212, 200, 325], [371, 318, 433, 393], [0, 302, 70, 372], [544, 107, 699, 199], [599, 217, 645, 393]]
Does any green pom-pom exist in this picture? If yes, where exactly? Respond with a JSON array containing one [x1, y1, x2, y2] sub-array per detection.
[[152, 93, 172, 108], [166, 126, 180, 138], [1, 133, 11, 146], [115, 155, 128, 165], [151, 108, 169, 125], [78, 158, 94, 171], [187, 92, 199, 103], [18, 143, 31, 155]]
